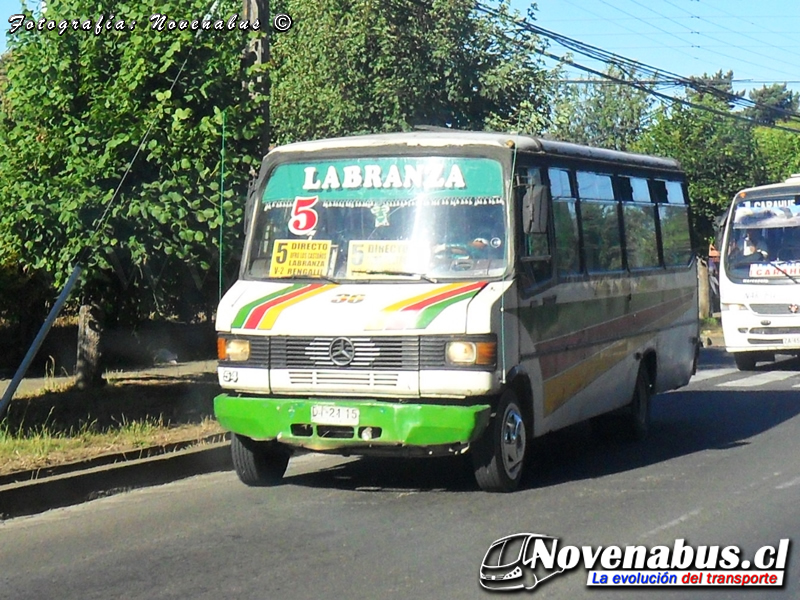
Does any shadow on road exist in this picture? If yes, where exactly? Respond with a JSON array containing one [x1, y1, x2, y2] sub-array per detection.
[[284, 347, 800, 494]]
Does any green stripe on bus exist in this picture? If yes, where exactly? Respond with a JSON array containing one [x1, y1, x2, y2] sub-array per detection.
[[415, 290, 480, 329], [231, 284, 306, 329]]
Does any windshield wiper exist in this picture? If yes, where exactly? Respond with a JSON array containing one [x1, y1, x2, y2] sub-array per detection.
[[350, 269, 438, 283], [765, 260, 800, 284]]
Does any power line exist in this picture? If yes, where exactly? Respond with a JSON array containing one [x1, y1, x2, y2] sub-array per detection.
[[688, 0, 800, 50], [473, 2, 800, 131], [642, 0, 800, 79]]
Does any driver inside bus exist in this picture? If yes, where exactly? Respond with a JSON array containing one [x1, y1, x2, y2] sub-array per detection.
[[743, 229, 770, 260], [432, 206, 505, 262]]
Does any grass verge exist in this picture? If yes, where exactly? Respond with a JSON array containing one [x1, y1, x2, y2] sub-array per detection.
[[0, 368, 223, 476]]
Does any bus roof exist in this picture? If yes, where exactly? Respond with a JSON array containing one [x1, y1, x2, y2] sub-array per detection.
[[735, 174, 800, 199], [267, 130, 683, 172]]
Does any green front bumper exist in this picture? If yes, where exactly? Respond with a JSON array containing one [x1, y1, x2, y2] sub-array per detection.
[[214, 394, 491, 453]]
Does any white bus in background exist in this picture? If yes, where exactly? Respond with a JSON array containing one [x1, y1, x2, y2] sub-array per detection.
[[719, 175, 800, 371]]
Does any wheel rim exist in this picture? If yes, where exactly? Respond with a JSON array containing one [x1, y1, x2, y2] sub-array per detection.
[[501, 403, 526, 479]]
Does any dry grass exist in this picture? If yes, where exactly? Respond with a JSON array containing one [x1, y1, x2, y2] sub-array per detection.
[[0, 369, 224, 476]]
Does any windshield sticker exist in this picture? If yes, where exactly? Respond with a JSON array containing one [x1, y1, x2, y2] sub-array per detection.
[[269, 240, 332, 278], [287, 196, 319, 235], [370, 204, 390, 227], [345, 240, 428, 279], [748, 263, 800, 278]]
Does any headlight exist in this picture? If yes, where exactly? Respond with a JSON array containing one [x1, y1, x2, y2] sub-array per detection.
[[445, 340, 497, 366], [721, 303, 747, 311], [218, 338, 250, 361]]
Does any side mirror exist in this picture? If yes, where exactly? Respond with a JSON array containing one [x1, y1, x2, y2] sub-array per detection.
[[523, 183, 549, 235], [713, 213, 726, 236]]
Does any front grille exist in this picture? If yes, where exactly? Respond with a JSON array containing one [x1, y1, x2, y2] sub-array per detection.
[[420, 337, 448, 368], [750, 304, 800, 315], [288, 370, 401, 387], [220, 335, 450, 370], [747, 327, 800, 335], [248, 337, 270, 365], [272, 336, 420, 370]]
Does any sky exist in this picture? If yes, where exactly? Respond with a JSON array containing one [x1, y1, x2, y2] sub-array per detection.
[[516, 0, 800, 96], [1, 0, 799, 98]]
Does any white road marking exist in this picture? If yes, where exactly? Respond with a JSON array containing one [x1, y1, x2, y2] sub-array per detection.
[[690, 368, 737, 383], [717, 371, 798, 388], [641, 509, 702, 538], [775, 476, 800, 490]]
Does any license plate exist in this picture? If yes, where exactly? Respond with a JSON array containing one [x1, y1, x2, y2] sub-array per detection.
[[310, 405, 359, 426], [784, 336, 800, 345]]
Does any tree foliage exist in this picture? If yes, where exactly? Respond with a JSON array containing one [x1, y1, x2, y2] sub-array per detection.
[[547, 65, 652, 151], [269, 0, 555, 143], [754, 123, 800, 183], [687, 69, 743, 107], [745, 83, 799, 126], [0, 0, 263, 325]]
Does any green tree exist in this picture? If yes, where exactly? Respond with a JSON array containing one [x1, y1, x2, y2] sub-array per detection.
[[746, 83, 799, 126], [269, 0, 556, 143], [547, 65, 653, 151], [687, 69, 743, 107], [0, 0, 262, 323], [637, 91, 765, 249], [0, 0, 263, 384], [754, 123, 800, 183]]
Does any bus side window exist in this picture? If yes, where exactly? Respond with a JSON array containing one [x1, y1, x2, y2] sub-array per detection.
[[519, 168, 553, 287], [577, 171, 622, 272], [655, 180, 693, 266], [621, 176, 660, 269], [549, 168, 581, 276]]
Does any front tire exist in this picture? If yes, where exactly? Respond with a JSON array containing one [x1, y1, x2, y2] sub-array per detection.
[[231, 434, 291, 486], [734, 352, 757, 371], [472, 389, 528, 493]]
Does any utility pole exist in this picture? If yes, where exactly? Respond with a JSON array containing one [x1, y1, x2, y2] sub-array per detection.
[[242, 0, 270, 157]]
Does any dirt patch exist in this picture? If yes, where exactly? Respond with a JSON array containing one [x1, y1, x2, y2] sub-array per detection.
[[0, 320, 217, 378]]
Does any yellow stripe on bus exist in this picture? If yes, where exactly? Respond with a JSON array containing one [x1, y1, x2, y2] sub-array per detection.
[[257, 284, 337, 330], [542, 302, 694, 416]]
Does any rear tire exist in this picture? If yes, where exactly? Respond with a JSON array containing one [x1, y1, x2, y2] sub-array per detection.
[[231, 434, 291, 486], [472, 389, 528, 493], [623, 365, 652, 441], [734, 352, 757, 371]]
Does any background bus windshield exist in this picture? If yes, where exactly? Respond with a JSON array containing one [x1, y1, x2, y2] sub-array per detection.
[[247, 157, 507, 281], [725, 195, 800, 281]]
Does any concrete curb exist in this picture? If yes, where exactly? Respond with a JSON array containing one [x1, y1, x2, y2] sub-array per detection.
[[0, 441, 233, 520]]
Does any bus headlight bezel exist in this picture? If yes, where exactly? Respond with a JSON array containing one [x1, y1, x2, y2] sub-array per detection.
[[721, 303, 748, 311], [218, 337, 251, 362], [445, 337, 497, 367]]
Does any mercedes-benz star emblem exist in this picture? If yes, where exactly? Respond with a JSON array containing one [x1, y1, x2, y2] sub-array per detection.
[[329, 337, 356, 366]]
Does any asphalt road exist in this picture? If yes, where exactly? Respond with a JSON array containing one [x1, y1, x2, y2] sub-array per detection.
[[2, 347, 799, 600]]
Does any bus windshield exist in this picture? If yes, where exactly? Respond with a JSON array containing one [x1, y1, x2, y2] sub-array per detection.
[[246, 156, 508, 282], [725, 195, 800, 282]]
